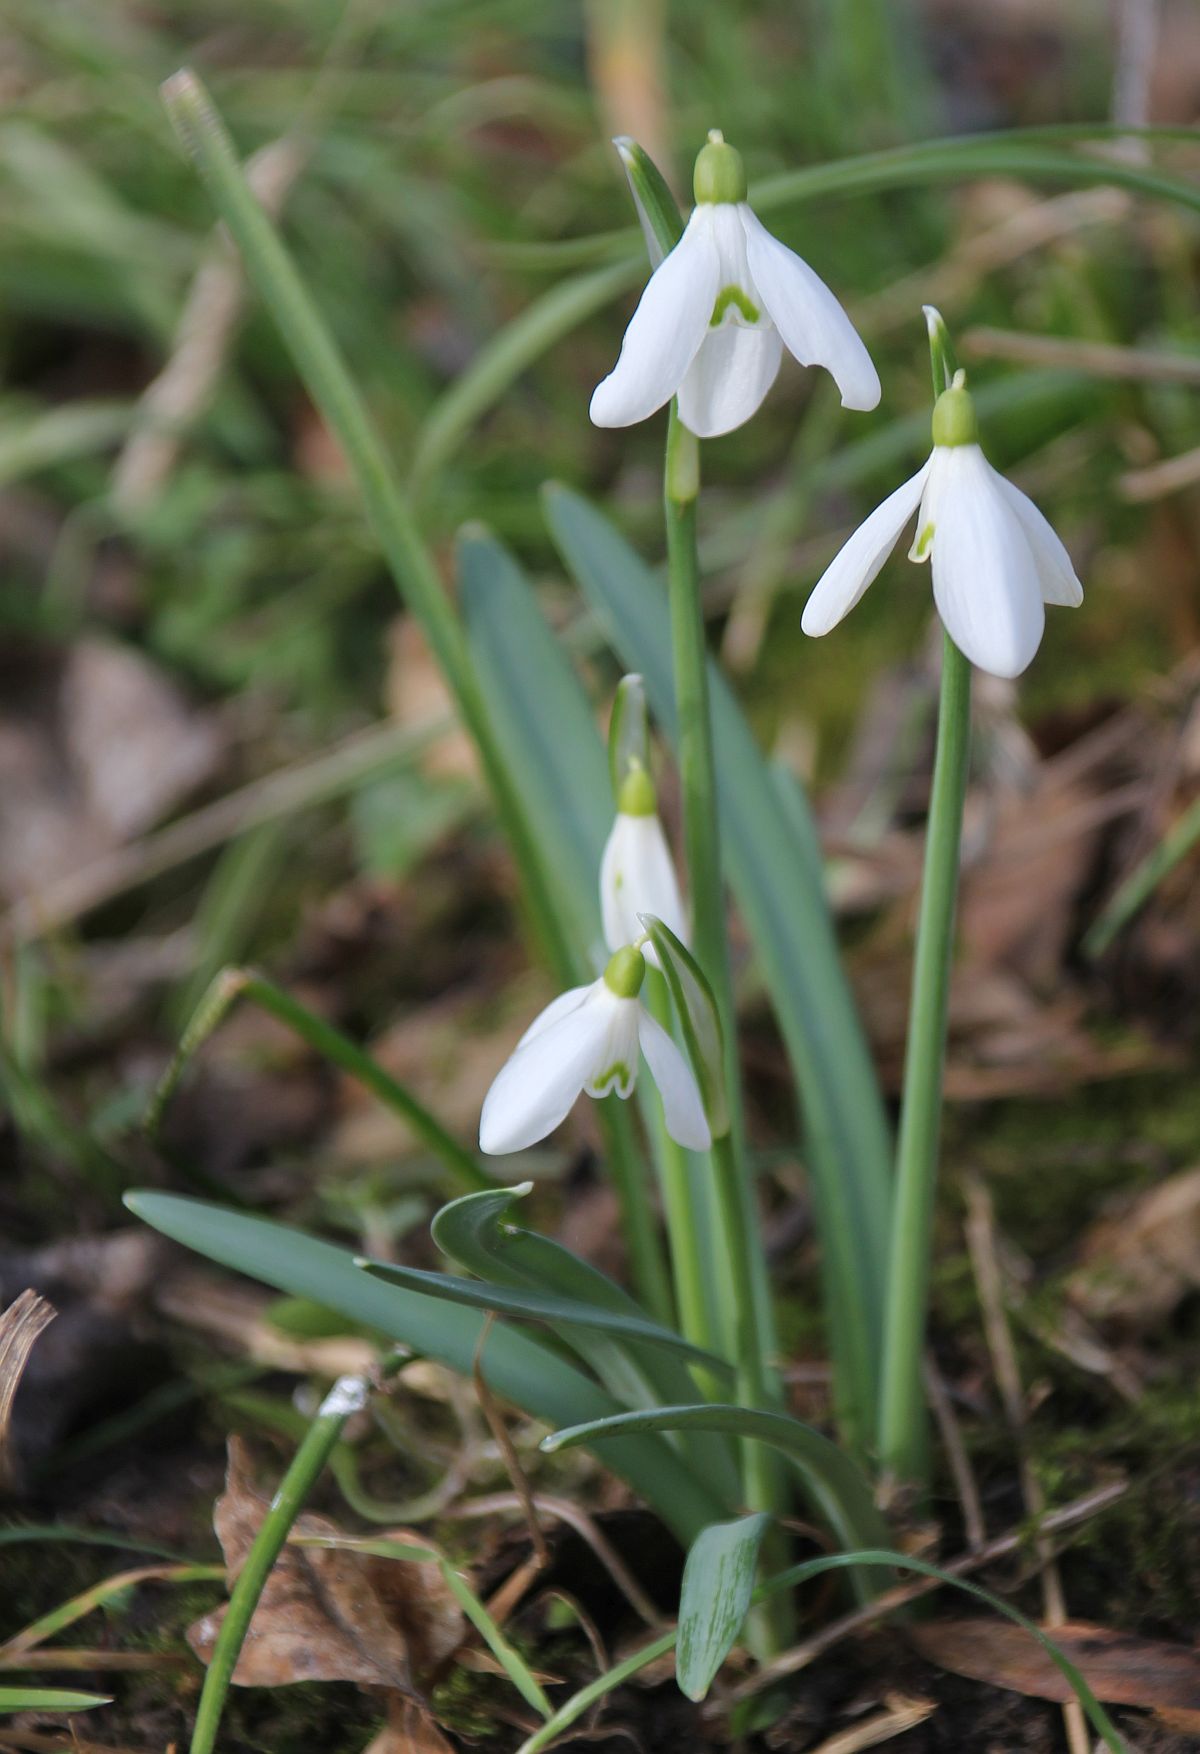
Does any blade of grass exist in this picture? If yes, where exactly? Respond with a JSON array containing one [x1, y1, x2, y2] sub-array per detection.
[[187, 1376, 368, 1754], [146, 966, 492, 1196], [158, 69, 573, 984], [0, 1689, 111, 1713]]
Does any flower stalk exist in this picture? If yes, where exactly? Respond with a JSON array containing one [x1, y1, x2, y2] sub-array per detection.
[[877, 313, 972, 1488]]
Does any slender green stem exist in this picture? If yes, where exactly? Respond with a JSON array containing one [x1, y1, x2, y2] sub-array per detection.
[[878, 633, 972, 1487], [663, 408, 789, 1646], [147, 967, 493, 1195], [595, 1094, 674, 1328], [189, 1375, 368, 1754], [662, 412, 775, 1385], [159, 70, 573, 987]]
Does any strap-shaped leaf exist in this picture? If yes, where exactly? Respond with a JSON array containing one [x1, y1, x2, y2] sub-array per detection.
[[122, 1192, 730, 1544], [356, 1256, 730, 1376], [677, 1513, 771, 1701], [638, 914, 729, 1139], [608, 672, 650, 801], [433, 1186, 741, 1504], [0, 1691, 111, 1714], [542, 1402, 888, 1596]]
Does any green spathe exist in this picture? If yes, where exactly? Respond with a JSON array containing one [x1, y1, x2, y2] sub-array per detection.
[[616, 765, 657, 816], [931, 373, 978, 447], [603, 944, 647, 999], [693, 130, 747, 205]]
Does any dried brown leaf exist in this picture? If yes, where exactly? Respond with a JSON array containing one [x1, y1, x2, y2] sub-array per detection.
[[1068, 1164, 1200, 1324], [0, 1291, 55, 1489], [910, 1617, 1200, 1709], [363, 1696, 457, 1754], [188, 1439, 463, 1691]]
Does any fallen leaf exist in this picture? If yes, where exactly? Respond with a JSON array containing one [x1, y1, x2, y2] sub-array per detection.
[[1068, 1164, 1200, 1325], [189, 1438, 463, 1691], [909, 1617, 1200, 1709], [363, 1696, 457, 1754], [0, 1290, 55, 1489]]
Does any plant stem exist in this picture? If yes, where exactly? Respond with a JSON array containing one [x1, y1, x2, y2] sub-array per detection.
[[877, 632, 972, 1488], [596, 1095, 675, 1328], [189, 1375, 368, 1754], [663, 408, 789, 1645]]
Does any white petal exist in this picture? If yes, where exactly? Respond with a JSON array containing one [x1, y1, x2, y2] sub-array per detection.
[[677, 323, 784, 438], [600, 813, 688, 964], [801, 460, 930, 636], [739, 206, 880, 412], [583, 993, 642, 1100], [515, 983, 593, 1052], [480, 986, 607, 1154], [589, 210, 721, 428], [929, 446, 1045, 679], [990, 472, 1084, 607], [637, 1010, 711, 1151]]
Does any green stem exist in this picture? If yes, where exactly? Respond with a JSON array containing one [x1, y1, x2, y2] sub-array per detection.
[[664, 408, 789, 1646], [877, 633, 972, 1487], [159, 70, 573, 988], [595, 1095, 674, 1329], [189, 1375, 367, 1754]]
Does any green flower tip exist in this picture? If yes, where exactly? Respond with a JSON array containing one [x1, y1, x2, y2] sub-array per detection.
[[931, 372, 977, 448], [602, 944, 646, 1000], [616, 764, 656, 816], [693, 130, 746, 205]]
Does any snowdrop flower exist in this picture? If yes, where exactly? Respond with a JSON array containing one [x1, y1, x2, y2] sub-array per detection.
[[802, 371, 1083, 679], [479, 945, 710, 1155], [591, 131, 880, 438], [600, 766, 687, 966]]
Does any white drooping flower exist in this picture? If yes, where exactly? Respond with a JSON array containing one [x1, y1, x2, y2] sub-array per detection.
[[599, 766, 687, 967], [802, 371, 1083, 679], [479, 946, 710, 1155], [590, 132, 880, 439]]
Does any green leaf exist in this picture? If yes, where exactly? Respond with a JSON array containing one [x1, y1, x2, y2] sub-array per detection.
[[542, 1402, 888, 1595], [677, 1513, 771, 1701], [458, 525, 610, 964], [123, 1191, 730, 1545], [543, 484, 892, 1448], [356, 1252, 731, 1376], [638, 915, 729, 1139], [0, 1690, 111, 1714], [432, 1186, 741, 1505]]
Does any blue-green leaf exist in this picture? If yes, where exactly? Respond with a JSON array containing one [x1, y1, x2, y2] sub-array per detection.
[[122, 1192, 729, 1545], [0, 1690, 110, 1714], [356, 1253, 730, 1376], [639, 914, 728, 1139], [677, 1513, 771, 1701]]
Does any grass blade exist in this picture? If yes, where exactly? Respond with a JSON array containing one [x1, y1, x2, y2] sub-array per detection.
[[0, 1689, 111, 1713]]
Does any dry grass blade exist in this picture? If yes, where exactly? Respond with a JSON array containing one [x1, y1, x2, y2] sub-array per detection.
[[807, 1694, 936, 1754], [0, 1292, 55, 1491], [961, 326, 1200, 384], [472, 1317, 550, 1570], [964, 1173, 1088, 1754]]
